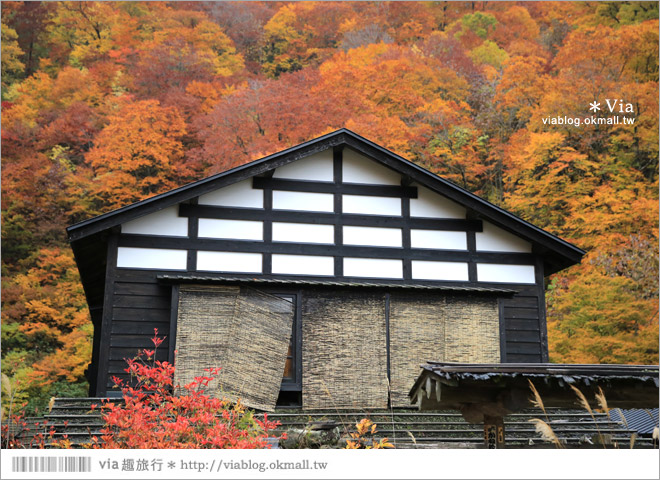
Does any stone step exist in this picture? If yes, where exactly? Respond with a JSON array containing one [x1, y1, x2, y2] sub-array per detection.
[[20, 398, 642, 449]]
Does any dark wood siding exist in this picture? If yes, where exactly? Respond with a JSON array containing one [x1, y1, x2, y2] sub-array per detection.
[[103, 269, 173, 393], [500, 285, 544, 363], [98, 248, 547, 395], [98, 275, 546, 396], [71, 232, 109, 395]]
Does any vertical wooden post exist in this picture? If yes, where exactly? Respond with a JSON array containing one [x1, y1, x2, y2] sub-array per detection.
[[484, 415, 505, 449], [333, 146, 343, 278], [262, 184, 273, 275]]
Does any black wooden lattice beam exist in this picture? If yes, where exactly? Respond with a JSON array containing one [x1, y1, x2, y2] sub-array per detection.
[[117, 234, 535, 265], [252, 177, 419, 198], [178, 204, 483, 232]]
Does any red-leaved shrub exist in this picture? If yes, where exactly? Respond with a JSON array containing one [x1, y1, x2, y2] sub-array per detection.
[[93, 330, 282, 448], [0, 411, 58, 449]]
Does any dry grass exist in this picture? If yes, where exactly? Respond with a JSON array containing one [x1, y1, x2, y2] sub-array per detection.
[[615, 408, 629, 428], [320, 379, 349, 434], [529, 418, 564, 448], [528, 379, 565, 448], [629, 432, 637, 449], [647, 410, 659, 449], [569, 384, 608, 447], [527, 382, 645, 449], [595, 387, 609, 417], [406, 430, 417, 447], [613, 408, 637, 449], [570, 384, 593, 416], [528, 379, 549, 422]]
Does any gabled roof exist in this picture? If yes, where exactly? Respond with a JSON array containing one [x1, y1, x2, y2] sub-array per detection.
[[68, 128, 584, 263], [67, 128, 585, 310]]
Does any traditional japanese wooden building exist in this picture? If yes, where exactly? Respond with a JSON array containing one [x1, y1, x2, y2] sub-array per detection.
[[67, 129, 585, 411]]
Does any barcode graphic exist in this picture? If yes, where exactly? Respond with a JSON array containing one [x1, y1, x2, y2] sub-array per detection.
[[11, 456, 91, 473]]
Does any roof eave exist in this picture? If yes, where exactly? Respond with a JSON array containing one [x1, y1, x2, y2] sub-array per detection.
[[67, 129, 352, 243]]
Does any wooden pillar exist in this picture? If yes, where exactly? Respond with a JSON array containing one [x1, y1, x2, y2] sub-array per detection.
[[484, 415, 505, 449]]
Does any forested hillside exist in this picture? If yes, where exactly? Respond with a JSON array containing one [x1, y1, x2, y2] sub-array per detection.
[[2, 1, 658, 412]]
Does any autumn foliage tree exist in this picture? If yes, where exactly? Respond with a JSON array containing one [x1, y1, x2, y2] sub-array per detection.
[[1, 247, 92, 413], [85, 99, 193, 209], [1, 1, 658, 416]]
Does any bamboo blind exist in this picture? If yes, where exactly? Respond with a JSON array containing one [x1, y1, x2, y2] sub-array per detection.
[[389, 293, 447, 407], [301, 290, 389, 410], [444, 296, 500, 363], [174, 285, 293, 411]]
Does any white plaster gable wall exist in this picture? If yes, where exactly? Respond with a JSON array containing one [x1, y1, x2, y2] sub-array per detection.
[[343, 195, 402, 216], [197, 251, 262, 273], [476, 222, 532, 253], [198, 219, 263, 241], [272, 191, 334, 212], [198, 179, 263, 208], [477, 264, 535, 283], [273, 223, 334, 244], [343, 226, 402, 247], [120, 206, 188, 237], [410, 185, 466, 219], [117, 247, 187, 270], [272, 254, 334, 276], [115, 148, 538, 284], [342, 149, 401, 185], [410, 230, 467, 250], [272, 150, 334, 182]]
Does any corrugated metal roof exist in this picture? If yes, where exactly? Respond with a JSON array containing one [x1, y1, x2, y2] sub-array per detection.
[[610, 408, 659, 436], [157, 274, 515, 293]]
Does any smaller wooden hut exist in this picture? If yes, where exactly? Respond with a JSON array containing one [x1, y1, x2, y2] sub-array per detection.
[[410, 362, 660, 448]]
